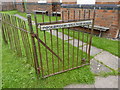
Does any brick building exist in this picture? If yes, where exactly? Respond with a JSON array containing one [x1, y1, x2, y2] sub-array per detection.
[[96, 0, 120, 4], [15, 0, 120, 38], [0, 0, 16, 11], [16, 0, 62, 14], [61, 0, 120, 38]]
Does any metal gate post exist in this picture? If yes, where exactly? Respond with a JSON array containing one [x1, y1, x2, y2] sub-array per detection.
[[27, 14, 40, 75], [88, 10, 96, 63]]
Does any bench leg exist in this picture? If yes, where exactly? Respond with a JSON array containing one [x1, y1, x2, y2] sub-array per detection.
[[99, 31, 102, 37]]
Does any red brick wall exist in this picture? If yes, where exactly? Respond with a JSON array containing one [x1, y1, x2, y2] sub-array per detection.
[[26, 3, 53, 14], [16, 2, 61, 14], [95, 10, 119, 38], [1, 2, 16, 11], [62, 0, 77, 4], [61, 8, 119, 38], [96, 2, 120, 4], [16, 3, 24, 12]]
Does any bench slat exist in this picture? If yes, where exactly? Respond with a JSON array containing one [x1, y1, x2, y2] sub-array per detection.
[[83, 25, 109, 31]]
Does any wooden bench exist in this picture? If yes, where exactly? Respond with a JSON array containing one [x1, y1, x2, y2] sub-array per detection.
[[83, 25, 109, 37], [33, 10, 48, 14], [52, 12, 61, 16]]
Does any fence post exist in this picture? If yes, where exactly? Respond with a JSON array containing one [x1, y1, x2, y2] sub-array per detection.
[[27, 14, 40, 75]]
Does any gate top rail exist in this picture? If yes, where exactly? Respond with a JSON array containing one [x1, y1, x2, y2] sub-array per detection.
[[39, 20, 93, 31], [37, 19, 92, 25]]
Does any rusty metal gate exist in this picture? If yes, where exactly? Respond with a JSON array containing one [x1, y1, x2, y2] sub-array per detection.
[[1, 9, 95, 78]]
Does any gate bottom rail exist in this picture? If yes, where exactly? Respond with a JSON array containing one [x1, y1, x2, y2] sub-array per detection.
[[43, 63, 90, 78]]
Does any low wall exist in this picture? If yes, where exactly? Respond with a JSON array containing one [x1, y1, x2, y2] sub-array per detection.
[[16, 2, 61, 14], [61, 4, 120, 38], [1, 2, 16, 11]]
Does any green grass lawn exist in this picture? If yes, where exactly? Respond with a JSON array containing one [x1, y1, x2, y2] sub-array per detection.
[[1, 11, 95, 88], [2, 41, 94, 88], [59, 29, 119, 57], [1, 10, 119, 57], [0, 23, 2, 89]]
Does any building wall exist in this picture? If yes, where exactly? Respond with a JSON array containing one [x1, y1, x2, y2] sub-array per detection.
[[62, 0, 77, 4], [0, 2, 16, 11], [12, 0, 120, 38], [96, 0, 120, 4], [16, 2, 61, 13]]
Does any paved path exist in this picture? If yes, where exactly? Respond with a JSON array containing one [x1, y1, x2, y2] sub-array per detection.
[[14, 14, 119, 88], [47, 29, 119, 72], [64, 76, 119, 88]]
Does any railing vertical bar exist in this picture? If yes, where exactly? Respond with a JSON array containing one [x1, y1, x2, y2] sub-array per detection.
[[14, 17, 22, 56], [55, 11, 60, 72], [62, 11, 64, 71], [44, 31, 49, 74], [49, 12, 54, 73], [50, 30, 54, 73], [23, 20, 34, 62], [13, 16, 22, 56], [19, 19, 29, 60], [11, 16, 19, 55], [2, 18, 8, 44], [8, 15, 15, 51], [88, 10, 95, 63], [5, 15, 12, 49], [77, 32, 80, 66], [86, 10, 91, 61], [72, 10, 75, 68], [67, 10, 70, 69]]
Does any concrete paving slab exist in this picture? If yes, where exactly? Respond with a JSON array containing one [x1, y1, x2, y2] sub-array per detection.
[[79, 46, 103, 56], [95, 76, 118, 88], [46, 30, 73, 40], [64, 76, 118, 89], [67, 39, 86, 47], [64, 84, 95, 88], [90, 59, 112, 74], [94, 51, 119, 70]]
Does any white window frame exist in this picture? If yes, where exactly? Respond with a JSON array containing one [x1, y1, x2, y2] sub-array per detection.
[[38, 0, 47, 3], [77, 0, 96, 4], [60, 0, 62, 3]]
